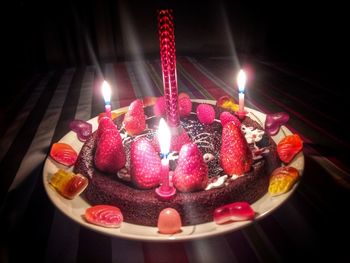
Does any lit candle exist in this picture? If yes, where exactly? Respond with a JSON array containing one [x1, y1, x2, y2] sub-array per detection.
[[158, 10, 180, 129], [101, 80, 112, 118], [237, 69, 247, 118], [155, 118, 176, 199]]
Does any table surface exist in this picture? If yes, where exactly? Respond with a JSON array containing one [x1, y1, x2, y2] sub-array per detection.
[[0, 56, 349, 262]]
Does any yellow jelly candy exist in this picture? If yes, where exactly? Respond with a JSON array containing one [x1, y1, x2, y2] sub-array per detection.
[[268, 166, 299, 196], [50, 169, 88, 199]]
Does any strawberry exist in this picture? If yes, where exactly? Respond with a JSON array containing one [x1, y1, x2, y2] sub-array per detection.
[[196, 104, 215, 125], [179, 96, 192, 117], [173, 143, 208, 192], [220, 122, 252, 176], [153, 96, 166, 117], [94, 128, 126, 173], [123, 99, 146, 135], [97, 116, 117, 139], [130, 138, 161, 189], [219, 111, 241, 128], [178, 92, 190, 100]]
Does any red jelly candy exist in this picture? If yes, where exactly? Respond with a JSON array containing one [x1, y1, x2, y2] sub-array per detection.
[[214, 202, 255, 224], [50, 143, 78, 167], [49, 169, 88, 199], [85, 205, 123, 228], [277, 134, 303, 163]]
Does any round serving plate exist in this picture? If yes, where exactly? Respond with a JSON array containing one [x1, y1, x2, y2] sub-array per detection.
[[43, 99, 304, 241]]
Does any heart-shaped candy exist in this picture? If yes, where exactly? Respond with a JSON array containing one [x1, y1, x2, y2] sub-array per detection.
[[265, 112, 289, 136]]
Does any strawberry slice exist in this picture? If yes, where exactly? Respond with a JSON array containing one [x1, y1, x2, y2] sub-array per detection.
[[123, 99, 146, 135], [50, 143, 78, 167], [277, 134, 303, 163], [85, 205, 123, 228]]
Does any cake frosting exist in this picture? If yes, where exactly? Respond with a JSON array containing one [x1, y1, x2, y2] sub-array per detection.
[[74, 102, 281, 226]]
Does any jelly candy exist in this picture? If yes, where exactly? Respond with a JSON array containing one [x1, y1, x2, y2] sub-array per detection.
[[49, 169, 88, 199], [157, 208, 182, 234], [214, 202, 255, 224], [265, 112, 289, 136], [69, 119, 92, 141], [50, 143, 78, 166], [268, 166, 299, 196], [277, 134, 303, 163], [85, 205, 123, 228], [98, 112, 120, 122], [216, 95, 239, 112]]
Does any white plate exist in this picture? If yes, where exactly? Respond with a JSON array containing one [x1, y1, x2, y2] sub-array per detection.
[[43, 100, 304, 242]]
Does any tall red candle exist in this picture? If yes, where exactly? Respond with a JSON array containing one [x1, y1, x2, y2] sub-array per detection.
[[158, 9, 180, 128]]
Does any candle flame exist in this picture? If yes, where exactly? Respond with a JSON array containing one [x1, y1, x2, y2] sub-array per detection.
[[158, 118, 171, 155], [102, 81, 111, 104], [237, 70, 246, 93]]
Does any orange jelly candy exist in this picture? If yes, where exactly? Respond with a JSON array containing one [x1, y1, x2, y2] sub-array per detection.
[[268, 166, 300, 196], [277, 134, 303, 163], [50, 169, 88, 199], [50, 143, 78, 167]]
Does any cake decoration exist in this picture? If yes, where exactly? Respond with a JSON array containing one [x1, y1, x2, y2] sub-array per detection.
[[123, 99, 147, 135], [69, 119, 92, 142], [178, 95, 192, 117], [265, 112, 290, 136], [84, 205, 123, 228], [49, 169, 88, 199], [94, 126, 126, 173], [50, 143, 78, 167], [196, 104, 216, 125], [277, 134, 303, 163], [131, 137, 162, 189], [153, 96, 166, 117], [220, 122, 253, 176], [101, 80, 112, 119], [220, 111, 241, 127], [157, 208, 182, 234], [173, 143, 209, 192], [217, 95, 239, 112], [236, 70, 248, 119], [268, 166, 300, 196], [213, 202, 255, 224]]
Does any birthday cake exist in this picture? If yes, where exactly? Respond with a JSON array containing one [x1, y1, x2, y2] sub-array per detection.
[[73, 99, 281, 227]]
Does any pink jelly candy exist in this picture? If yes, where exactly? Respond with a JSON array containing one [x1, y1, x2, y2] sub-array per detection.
[[69, 119, 92, 141], [213, 202, 255, 224], [265, 112, 289, 136], [157, 208, 182, 234]]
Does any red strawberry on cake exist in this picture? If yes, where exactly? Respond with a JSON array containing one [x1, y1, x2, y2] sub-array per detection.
[[95, 128, 126, 174], [130, 138, 162, 189], [173, 143, 208, 192], [196, 104, 215, 125], [220, 121, 253, 176], [123, 99, 146, 135], [178, 95, 192, 117], [220, 111, 241, 128], [97, 116, 117, 139]]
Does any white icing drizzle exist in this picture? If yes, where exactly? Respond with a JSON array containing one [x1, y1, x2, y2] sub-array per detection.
[[192, 133, 214, 150], [205, 175, 228, 190], [203, 153, 214, 163], [241, 125, 264, 144]]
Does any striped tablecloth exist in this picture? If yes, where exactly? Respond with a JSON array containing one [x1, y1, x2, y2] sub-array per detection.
[[0, 56, 349, 262]]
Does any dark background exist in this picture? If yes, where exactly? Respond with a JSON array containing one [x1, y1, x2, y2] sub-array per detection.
[[3, 0, 344, 70], [1, 0, 345, 109]]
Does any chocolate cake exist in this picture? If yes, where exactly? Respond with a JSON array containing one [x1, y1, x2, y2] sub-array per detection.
[[74, 102, 280, 226]]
